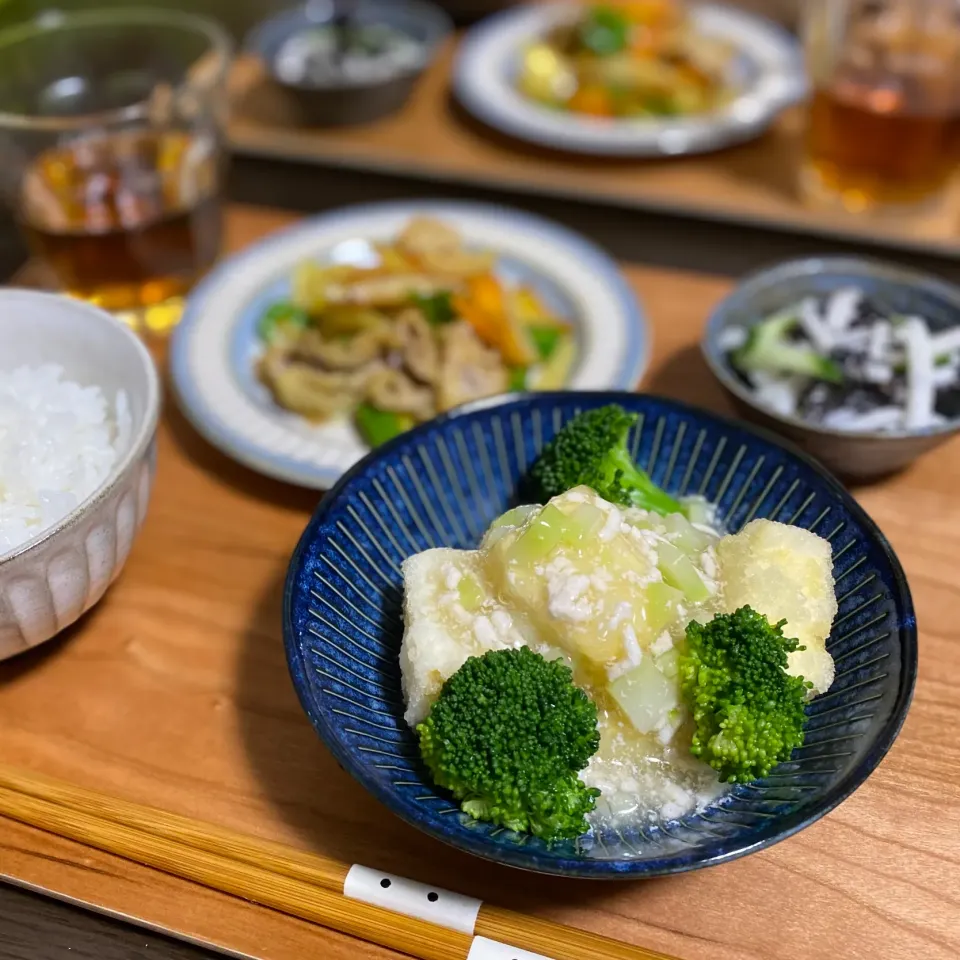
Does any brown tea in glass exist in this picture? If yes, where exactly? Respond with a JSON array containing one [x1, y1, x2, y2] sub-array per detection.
[[0, 9, 231, 334], [19, 128, 222, 313], [802, 0, 960, 217]]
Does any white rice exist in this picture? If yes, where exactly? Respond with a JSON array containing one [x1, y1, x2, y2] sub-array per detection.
[[0, 365, 129, 557]]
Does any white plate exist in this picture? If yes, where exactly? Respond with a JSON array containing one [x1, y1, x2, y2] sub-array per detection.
[[454, 2, 807, 157], [171, 200, 650, 489]]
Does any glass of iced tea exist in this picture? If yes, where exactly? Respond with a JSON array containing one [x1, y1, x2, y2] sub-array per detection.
[[801, 0, 960, 219], [0, 8, 232, 334]]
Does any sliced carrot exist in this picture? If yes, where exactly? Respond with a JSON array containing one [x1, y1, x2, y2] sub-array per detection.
[[470, 273, 506, 315], [452, 293, 496, 341], [619, 0, 678, 26], [453, 275, 537, 366], [568, 85, 615, 118]]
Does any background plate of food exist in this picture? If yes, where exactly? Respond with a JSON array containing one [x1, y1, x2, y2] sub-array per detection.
[[454, 0, 807, 156], [171, 201, 648, 488]]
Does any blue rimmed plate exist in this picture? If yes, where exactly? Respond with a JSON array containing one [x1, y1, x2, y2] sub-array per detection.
[[171, 201, 648, 489], [454, 3, 806, 157], [283, 392, 916, 878]]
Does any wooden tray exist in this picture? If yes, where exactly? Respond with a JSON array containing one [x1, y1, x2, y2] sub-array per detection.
[[227, 45, 960, 260], [1, 204, 958, 960]]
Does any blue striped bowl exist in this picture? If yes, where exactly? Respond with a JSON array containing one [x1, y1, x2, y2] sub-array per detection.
[[283, 393, 917, 878]]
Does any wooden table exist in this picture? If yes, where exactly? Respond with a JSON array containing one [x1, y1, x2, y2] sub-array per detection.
[[228, 43, 960, 260], [1, 204, 958, 960], [0, 882, 221, 960]]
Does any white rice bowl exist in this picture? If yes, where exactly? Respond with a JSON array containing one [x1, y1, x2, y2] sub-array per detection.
[[0, 289, 160, 659], [0, 365, 132, 558]]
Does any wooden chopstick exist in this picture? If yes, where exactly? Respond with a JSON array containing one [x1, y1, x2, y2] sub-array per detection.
[[0, 763, 674, 960], [0, 784, 467, 960]]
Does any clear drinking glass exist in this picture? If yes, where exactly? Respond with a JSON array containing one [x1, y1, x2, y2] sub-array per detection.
[[800, 0, 960, 218], [0, 8, 233, 335]]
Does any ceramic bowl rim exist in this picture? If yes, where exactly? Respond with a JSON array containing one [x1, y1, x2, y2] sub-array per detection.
[[703, 255, 960, 442], [0, 289, 161, 566], [283, 390, 918, 878]]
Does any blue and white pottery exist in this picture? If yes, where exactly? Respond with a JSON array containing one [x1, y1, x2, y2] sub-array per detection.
[[171, 202, 649, 489], [283, 391, 917, 878]]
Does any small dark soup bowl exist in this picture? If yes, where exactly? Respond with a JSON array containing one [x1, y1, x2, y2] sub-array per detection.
[[246, 0, 452, 127], [702, 257, 960, 481]]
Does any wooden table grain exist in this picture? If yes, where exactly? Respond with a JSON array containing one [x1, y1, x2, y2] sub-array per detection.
[[227, 42, 960, 260], [0, 204, 958, 960]]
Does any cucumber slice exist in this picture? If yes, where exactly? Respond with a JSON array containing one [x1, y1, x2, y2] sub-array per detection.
[[662, 513, 713, 555], [643, 580, 685, 636], [657, 542, 711, 603], [490, 505, 540, 531], [458, 575, 484, 612], [733, 308, 843, 383], [609, 659, 679, 736], [655, 646, 680, 680], [507, 503, 566, 564]]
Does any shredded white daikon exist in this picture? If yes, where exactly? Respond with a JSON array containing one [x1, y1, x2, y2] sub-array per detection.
[[897, 317, 936, 430]]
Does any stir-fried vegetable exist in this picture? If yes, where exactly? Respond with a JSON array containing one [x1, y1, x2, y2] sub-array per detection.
[[529, 325, 564, 361], [578, 6, 630, 57], [517, 0, 733, 120], [411, 291, 456, 326], [355, 403, 414, 447], [507, 366, 528, 391], [452, 275, 538, 367], [255, 217, 575, 442], [257, 301, 310, 343]]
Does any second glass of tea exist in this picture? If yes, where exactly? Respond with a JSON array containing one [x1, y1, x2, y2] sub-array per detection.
[[801, 0, 960, 219], [0, 9, 232, 334]]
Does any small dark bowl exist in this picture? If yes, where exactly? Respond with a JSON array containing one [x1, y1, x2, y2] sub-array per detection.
[[703, 257, 960, 481], [246, 0, 452, 127], [436, 0, 517, 24], [283, 391, 916, 877]]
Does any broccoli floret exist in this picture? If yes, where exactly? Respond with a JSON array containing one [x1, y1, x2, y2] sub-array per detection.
[[529, 404, 682, 516], [679, 606, 812, 783], [417, 647, 601, 842]]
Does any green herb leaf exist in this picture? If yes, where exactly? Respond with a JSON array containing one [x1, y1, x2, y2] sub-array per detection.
[[578, 6, 629, 57], [258, 301, 310, 343], [642, 92, 680, 117], [507, 366, 528, 391], [528, 325, 563, 361], [411, 291, 456, 326]]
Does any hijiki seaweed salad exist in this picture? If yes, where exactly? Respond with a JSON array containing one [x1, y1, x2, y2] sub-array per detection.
[[723, 287, 960, 433], [274, 22, 427, 87]]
